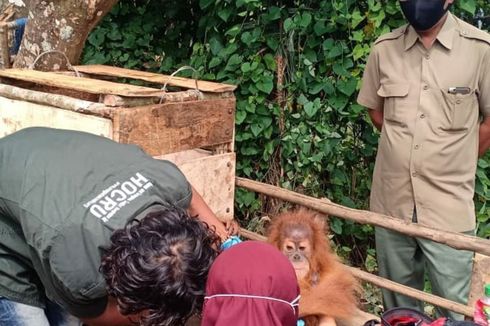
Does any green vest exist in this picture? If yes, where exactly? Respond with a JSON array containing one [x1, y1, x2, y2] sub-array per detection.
[[0, 127, 191, 318]]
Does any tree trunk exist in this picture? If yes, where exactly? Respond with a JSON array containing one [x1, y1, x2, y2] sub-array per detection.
[[13, 0, 118, 70], [0, 0, 28, 18]]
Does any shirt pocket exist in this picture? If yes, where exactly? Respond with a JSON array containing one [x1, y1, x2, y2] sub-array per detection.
[[439, 88, 478, 133], [377, 83, 410, 125]]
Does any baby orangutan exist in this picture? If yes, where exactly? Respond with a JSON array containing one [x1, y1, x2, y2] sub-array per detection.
[[268, 208, 360, 326]]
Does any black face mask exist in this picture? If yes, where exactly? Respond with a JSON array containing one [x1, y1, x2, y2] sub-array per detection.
[[400, 0, 450, 31]]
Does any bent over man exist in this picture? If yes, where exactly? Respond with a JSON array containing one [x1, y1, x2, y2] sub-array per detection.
[[0, 127, 236, 325], [358, 0, 490, 319]]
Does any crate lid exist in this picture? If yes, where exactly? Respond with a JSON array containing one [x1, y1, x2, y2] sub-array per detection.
[[0, 65, 236, 97]]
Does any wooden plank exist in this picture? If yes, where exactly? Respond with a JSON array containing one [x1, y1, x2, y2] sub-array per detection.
[[112, 97, 235, 156], [0, 96, 112, 138], [468, 254, 490, 309], [236, 177, 490, 256], [159, 152, 235, 222], [74, 64, 237, 93], [154, 148, 212, 165], [0, 69, 169, 97]]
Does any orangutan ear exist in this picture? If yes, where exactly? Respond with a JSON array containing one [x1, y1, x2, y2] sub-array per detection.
[[311, 212, 328, 233]]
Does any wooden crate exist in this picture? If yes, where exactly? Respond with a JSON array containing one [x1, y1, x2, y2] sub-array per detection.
[[0, 65, 237, 221]]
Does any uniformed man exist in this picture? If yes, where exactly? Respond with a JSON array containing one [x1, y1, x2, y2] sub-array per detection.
[[0, 127, 239, 325], [357, 0, 490, 319]]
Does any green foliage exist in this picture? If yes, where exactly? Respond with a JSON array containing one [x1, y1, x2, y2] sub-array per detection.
[[83, 0, 490, 264], [475, 157, 490, 238], [83, 1, 202, 70]]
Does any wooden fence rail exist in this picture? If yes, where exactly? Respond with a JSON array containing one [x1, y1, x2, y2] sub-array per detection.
[[236, 177, 490, 318], [236, 177, 490, 256]]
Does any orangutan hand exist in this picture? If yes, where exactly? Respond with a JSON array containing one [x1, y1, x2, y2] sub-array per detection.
[[225, 219, 240, 236]]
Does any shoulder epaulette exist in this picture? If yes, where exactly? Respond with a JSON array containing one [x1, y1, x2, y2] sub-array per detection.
[[456, 17, 490, 46], [374, 25, 408, 45]]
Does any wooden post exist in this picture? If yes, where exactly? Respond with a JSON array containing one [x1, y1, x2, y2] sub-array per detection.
[[467, 254, 490, 310]]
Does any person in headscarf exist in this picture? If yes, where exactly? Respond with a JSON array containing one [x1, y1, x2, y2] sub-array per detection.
[[202, 241, 300, 326]]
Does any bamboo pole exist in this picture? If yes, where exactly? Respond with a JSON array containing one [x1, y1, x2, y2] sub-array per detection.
[[236, 177, 490, 256], [0, 84, 106, 112], [239, 227, 473, 317]]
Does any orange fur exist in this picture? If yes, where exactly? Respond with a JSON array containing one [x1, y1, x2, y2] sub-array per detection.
[[267, 208, 360, 325]]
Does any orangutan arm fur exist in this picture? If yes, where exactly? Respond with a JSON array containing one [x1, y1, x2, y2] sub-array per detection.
[[299, 264, 360, 321]]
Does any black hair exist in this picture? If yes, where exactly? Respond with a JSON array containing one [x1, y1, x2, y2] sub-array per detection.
[[100, 207, 221, 325]]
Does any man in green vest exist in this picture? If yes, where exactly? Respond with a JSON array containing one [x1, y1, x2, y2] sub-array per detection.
[[0, 127, 238, 325]]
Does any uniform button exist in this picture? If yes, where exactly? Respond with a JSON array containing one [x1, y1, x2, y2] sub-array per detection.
[[423, 85, 429, 90], [425, 54, 430, 59], [414, 144, 420, 150], [420, 113, 426, 119], [412, 172, 418, 177], [456, 99, 462, 104]]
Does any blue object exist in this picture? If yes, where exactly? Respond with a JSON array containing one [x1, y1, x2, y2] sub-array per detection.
[[220, 235, 242, 250], [297, 320, 305, 326], [11, 17, 27, 55]]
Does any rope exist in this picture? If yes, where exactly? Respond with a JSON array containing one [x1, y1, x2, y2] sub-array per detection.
[[204, 294, 301, 313], [29, 50, 80, 77], [159, 65, 202, 104]]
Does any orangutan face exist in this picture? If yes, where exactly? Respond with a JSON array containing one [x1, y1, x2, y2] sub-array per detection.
[[281, 225, 313, 280]]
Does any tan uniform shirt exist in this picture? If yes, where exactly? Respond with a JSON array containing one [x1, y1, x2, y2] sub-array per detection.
[[357, 14, 490, 232]]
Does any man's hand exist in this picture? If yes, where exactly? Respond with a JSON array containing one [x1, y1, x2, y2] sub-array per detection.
[[478, 116, 490, 157], [368, 108, 383, 132], [188, 186, 229, 240]]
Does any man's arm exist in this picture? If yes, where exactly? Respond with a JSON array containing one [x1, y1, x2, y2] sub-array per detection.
[[358, 46, 383, 129], [478, 116, 490, 157], [368, 108, 383, 132], [187, 186, 230, 240]]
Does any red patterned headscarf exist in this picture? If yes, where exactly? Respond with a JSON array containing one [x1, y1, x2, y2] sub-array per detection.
[[202, 241, 300, 326]]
